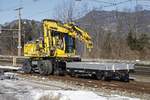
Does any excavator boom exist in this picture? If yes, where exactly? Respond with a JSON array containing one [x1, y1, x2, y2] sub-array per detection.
[[64, 23, 93, 49]]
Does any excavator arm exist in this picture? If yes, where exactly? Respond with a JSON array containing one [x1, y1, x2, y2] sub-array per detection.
[[64, 23, 93, 51]]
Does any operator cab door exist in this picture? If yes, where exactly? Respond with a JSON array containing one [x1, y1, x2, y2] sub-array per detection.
[[51, 30, 75, 57], [64, 35, 75, 54]]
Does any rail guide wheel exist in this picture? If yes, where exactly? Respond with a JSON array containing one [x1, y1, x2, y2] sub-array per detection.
[[96, 71, 103, 80], [120, 72, 129, 82]]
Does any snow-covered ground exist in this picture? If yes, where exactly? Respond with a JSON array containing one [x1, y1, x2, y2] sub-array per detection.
[[0, 65, 19, 70], [0, 79, 140, 100]]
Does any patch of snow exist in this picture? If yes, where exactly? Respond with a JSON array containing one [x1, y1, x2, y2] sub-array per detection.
[[0, 65, 19, 70], [136, 60, 140, 62], [42, 77, 45, 80], [31, 90, 140, 100]]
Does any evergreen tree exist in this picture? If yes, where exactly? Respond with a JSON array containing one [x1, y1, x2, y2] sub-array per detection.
[[127, 31, 149, 51], [126, 31, 137, 50]]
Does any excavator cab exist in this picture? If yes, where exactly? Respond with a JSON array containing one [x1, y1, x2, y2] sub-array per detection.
[[49, 30, 76, 57]]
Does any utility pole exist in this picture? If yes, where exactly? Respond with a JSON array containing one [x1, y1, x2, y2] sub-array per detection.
[[0, 25, 2, 34], [15, 7, 23, 56]]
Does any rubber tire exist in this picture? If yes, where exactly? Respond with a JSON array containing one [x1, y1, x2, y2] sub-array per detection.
[[46, 61, 53, 75], [38, 61, 47, 75], [22, 59, 32, 74], [38, 60, 53, 75]]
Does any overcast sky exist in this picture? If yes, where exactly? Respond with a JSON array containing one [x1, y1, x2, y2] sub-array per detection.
[[0, 0, 150, 24]]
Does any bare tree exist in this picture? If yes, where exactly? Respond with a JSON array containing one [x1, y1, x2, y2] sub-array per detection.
[[53, 0, 75, 23], [53, 0, 90, 23]]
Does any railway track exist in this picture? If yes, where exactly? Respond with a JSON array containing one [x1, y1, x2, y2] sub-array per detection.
[[133, 65, 150, 76], [0, 56, 150, 76], [18, 73, 150, 94]]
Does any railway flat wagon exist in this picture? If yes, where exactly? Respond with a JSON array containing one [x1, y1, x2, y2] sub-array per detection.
[[66, 62, 134, 81]]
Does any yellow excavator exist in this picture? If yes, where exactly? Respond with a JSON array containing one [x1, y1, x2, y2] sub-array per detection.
[[23, 19, 93, 75], [23, 19, 134, 81]]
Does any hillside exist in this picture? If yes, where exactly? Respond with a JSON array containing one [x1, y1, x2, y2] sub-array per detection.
[[77, 10, 150, 59], [77, 10, 150, 35]]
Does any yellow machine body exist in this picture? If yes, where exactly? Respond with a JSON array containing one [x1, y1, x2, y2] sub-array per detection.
[[24, 19, 93, 59]]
